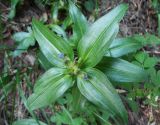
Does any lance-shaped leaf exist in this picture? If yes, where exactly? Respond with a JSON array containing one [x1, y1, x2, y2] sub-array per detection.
[[32, 19, 74, 67], [78, 23, 119, 68], [38, 51, 53, 70], [12, 119, 47, 125], [106, 37, 142, 57], [49, 24, 67, 40], [77, 68, 128, 124], [97, 57, 147, 82], [68, 0, 88, 46], [27, 68, 73, 110], [106, 34, 160, 58], [78, 4, 128, 68]]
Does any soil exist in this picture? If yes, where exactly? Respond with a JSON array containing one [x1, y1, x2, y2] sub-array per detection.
[[100, 0, 157, 36], [0, 0, 160, 125]]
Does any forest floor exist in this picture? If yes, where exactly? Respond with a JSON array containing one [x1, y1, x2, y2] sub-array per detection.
[[0, 0, 160, 125]]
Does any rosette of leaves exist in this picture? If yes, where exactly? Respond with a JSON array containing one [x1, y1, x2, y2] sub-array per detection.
[[26, 1, 147, 125]]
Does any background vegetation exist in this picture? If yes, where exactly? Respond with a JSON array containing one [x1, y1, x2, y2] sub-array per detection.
[[0, 0, 160, 125]]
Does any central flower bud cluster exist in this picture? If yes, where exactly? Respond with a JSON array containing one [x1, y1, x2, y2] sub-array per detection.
[[67, 62, 80, 76]]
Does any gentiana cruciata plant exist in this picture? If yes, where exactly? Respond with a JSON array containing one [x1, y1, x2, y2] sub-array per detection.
[[25, 1, 147, 125]]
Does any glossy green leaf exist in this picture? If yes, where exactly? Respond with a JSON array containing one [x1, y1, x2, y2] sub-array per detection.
[[12, 119, 47, 125], [51, 1, 59, 23], [78, 4, 128, 68], [106, 37, 142, 57], [97, 57, 147, 82], [13, 37, 35, 56], [32, 19, 74, 67], [71, 87, 86, 113], [38, 51, 53, 70], [8, 0, 20, 19], [62, 16, 72, 30], [13, 27, 36, 56], [27, 68, 73, 110], [78, 23, 119, 68], [49, 24, 67, 40], [77, 68, 128, 124], [68, 0, 88, 46], [13, 32, 31, 42], [106, 33, 160, 58]]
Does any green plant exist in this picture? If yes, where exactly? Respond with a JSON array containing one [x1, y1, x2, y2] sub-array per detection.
[[131, 52, 160, 107], [106, 33, 160, 57], [151, 0, 160, 36], [12, 1, 148, 125], [109, 32, 160, 113], [8, 0, 22, 19], [12, 27, 36, 56]]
